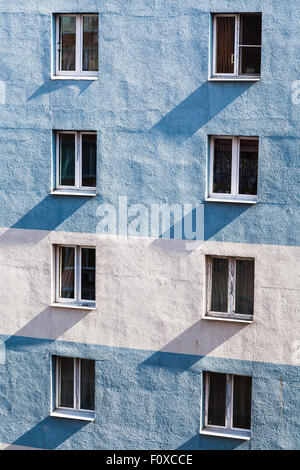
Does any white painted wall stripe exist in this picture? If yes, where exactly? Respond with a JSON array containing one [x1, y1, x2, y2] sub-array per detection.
[[0, 227, 299, 366]]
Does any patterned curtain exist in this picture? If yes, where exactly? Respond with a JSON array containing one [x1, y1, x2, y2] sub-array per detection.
[[216, 17, 235, 74]]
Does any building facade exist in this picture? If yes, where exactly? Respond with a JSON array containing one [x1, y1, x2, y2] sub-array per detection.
[[0, 0, 299, 450]]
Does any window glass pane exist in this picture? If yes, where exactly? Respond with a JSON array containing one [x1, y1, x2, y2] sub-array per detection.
[[235, 260, 254, 316], [81, 248, 95, 301], [83, 16, 98, 72], [239, 139, 258, 195], [59, 134, 75, 186], [80, 359, 95, 410], [59, 246, 75, 299], [216, 17, 235, 74], [207, 372, 226, 426], [58, 357, 74, 408], [213, 138, 232, 194], [211, 258, 229, 312], [233, 375, 252, 429], [239, 46, 261, 75], [59, 16, 76, 71], [240, 14, 261, 45], [82, 134, 97, 187]]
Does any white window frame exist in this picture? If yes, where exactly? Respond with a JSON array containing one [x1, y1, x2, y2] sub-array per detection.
[[54, 245, 96, 308], [206, 255, 254, 321], [211, 13, 261, 80], [55, 13, 98, 78], [52, 356, 95, 421], [202, 372, 252, 440], [54, 131, 97, 195], [208, 135, 258, 203]]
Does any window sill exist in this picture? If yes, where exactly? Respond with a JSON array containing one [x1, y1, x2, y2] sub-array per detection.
[[205, 197, 257, 204], [51, 303, 96, 311], [51, 190, 97, 197], [51, 75, 98, 81], [209, 77, 260, 82], [200, 427, 251, 440], [204, 315, 253, 324], [51, 409, 95, 421]]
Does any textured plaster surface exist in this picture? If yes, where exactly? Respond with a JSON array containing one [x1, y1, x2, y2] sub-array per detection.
[[0, 228, 299, 366], [0, 442, 40, 450], [0, 0, 299, 451], [0, 0, 299, 245], [0, 334, 299, 450]]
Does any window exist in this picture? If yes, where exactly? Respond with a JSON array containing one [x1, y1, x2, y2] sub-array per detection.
[[211, 13, 261, 79], [54, 131, 97, 195], [208, 136, 258, 202], [202, 372, 252, 439], [54, 245, 96, 308], [52, 356, 95, 420], [55, 14, 98, 77], [206, 256, 254, 321]]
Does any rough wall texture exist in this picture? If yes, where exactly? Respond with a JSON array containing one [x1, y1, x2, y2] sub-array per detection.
[[0, 334, 299, 450], [0, 228, 299, 365], [0, 0, 299, 244], [0, 0, 299, 450]]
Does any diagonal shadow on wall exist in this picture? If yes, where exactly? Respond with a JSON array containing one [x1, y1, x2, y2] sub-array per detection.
[[177, 433, 245, 450], [27, 79, 93, 101], [142, 320, 249, 370], [148, 202, 250, 245], [0, 194, 88, 245], [4, 306, 90, 349], [8, 416, 88, 450], [204, 201, 251, 241], [3, 308, 93, 449], [151, 81, 254, 144], [11, 195, 88, 231]]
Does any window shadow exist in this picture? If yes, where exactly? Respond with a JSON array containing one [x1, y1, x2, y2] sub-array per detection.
[[148, 202, 250, 243], [10, 194, 87, 231], [142, 320, 248, 370], [0, 194, 88, 245], [4, 306, 90, 349], [177, 434, 246, 450], [151, 81, 254, 144], [204, 201, 251, 241], [8, 416, 88, 450], [27, 79, 93, 101]]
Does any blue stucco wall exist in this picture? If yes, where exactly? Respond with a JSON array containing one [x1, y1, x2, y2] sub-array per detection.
[[0, 334, 299, 450], [0, 0, 299, 245], [0, 0, 299, 452]]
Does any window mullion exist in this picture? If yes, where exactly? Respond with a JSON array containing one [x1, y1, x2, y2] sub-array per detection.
[[56, 133, 60, 188], [75, 16, 80, 74], [228, 258, 235, 316], [74, 133, 79, 189], [235, 15, 240, 76], [79, 133, 82, 189], [225, 374, 232, 428], [209, 138, 214, 197], [77, 358, 81, 411], [229, 138, 235, 196], [56, 246, 60, 301], [55, 356, 60, 409], [212, 16, 217, 76], [232, 259, 236, 315], [235, 137, 240, 196], [207, 257, 212, 313], [55, 16, 60, 75], [73, 358, 78, 410], [78, 247, 82, 303], [75, 246, 80, 303], [204, 373, 209, 427], [231, 138, 239, 197]]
